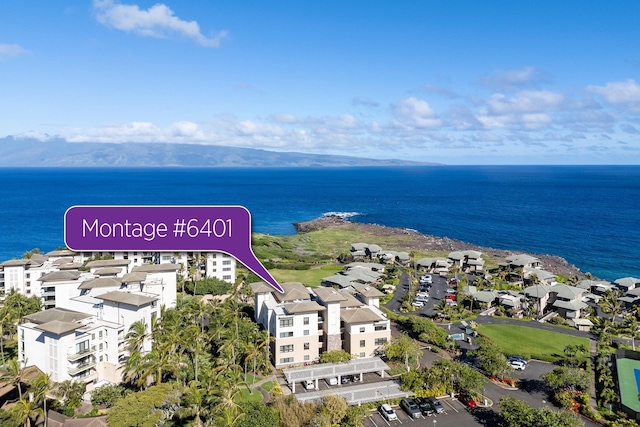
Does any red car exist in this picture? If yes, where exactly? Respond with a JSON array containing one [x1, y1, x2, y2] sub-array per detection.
[[458, 393, 477, 408], [445, 294, 456, 301], [448, 278, 460, 285]]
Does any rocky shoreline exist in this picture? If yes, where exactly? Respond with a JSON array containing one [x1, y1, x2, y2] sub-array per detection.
[[293, 215, 584, 279]]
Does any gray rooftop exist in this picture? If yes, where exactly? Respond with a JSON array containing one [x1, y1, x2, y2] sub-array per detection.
[[39, 271, 82, 282], [340, 307, 384, 324], [98, 291, 157, 307], [313, 287, 348, 303], [34, 321, 81, 335], [94, 267, 122, 276], [122, 272, 148, 283], [24, 308, 92, 324], [283, 357, 390, 383], [283, 301, 325, 314], [78, 277, 122, 290]]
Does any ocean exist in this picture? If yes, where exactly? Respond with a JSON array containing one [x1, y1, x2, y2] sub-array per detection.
[[0, 166, 638, 282]]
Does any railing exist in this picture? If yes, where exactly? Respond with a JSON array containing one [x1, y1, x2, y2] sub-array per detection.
[[68, 361, 96, 376], [67, 348, 95, 362]]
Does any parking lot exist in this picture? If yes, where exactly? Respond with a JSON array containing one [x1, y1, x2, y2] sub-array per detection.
[[363, 397, 490, 427]]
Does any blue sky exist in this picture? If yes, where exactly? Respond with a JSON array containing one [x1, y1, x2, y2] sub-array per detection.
[[1, 1, 639, 164]]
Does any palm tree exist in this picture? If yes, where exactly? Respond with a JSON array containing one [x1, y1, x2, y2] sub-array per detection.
[[600, 289, 623, 323], [12, 394, 43, 427], [2, 359, 28, 400], [623, 315, 640, 350], [125, 320, 149, 353]]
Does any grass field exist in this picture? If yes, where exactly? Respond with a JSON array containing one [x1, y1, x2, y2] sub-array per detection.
[[476, 324, 590, 363], [234, 388, 263, 404], [270, 265, 343, 287], [242, 373, 263, 384], [616, 358, 640, 413]]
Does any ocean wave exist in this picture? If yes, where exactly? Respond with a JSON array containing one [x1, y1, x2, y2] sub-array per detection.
[[321, 211, 363, 220]]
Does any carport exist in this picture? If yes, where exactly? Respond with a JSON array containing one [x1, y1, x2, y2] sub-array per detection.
[[295, 379, 413, 405], [283, 357, 390, 393]]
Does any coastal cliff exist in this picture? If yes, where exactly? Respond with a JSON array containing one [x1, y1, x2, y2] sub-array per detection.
[[293, 215, 583, 279]]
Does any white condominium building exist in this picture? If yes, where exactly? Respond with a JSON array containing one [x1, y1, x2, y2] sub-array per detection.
[[251, 282, 390, 368]]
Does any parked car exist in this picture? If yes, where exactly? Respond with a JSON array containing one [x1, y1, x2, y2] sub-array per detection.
[[341, 376, 351, 384], [446, 300, 458, 306], [427, 396, 445, 414], [379, 404, 398, 421], [448, 278, 460, 285], [416, 292, 429, 298], [400, 398, 422, 419], [445, 294, 456, 301], [509, 360, 526, 370], [412, 301, 425, 307], [327, 377, 338, 385], [421, 274, 433, 284], [446, 288, 456, 294], [508, 355, 528, 365], [415, 296, 429, 303], [416, 397, 435, 416], [304, 380, 315, 390], [458, 393, 477, 408]]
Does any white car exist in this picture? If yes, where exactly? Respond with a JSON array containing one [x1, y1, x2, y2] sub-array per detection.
[[509, 360, 526, 370], [304, 380, 315, 390], [416, 292, 429, 298], [421, 275, 433, 284], [327, 377, 338, 386], [412, 301, 425, 307], [446, 300, 458, 306], [379, 404, 398, 421]]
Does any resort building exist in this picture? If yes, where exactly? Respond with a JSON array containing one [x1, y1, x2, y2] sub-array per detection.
[[251, 282, 390, 368]]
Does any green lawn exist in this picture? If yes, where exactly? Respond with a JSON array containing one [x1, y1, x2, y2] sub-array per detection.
[[270, 265, 343, 287], [260, 381, 275, 392], [234, 388, 263, 404], [476, 324, 590, 363]]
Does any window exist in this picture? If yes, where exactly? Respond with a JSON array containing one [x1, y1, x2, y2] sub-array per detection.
[[304, 355, 310, 361], [280, 344, 293, 353], [99, 331, 103, 339], [280, 357, 293, 364], [375, 338, 388, 345], [212, 261, 217, 266], [151, 300, 157, 308], [223, 267, 231, 272], [360, 340, 366, 348], [280, 331, 293, 338], [303, 330, 309, 336], [304, 342, 310, 350], [26, 273, 30, 279], [211, 253, 217, 258], [223, 260, 231, 265], [280, 318, 293, 328], [280, 345, 294, 353], [223, 275, 231, 280], [359, 327, 365, 333], [374, 325, 387, 331], [162, 255, 172, 261], [359, 352, 365, 358], [303, 317, 310, 325], [99, 343, 103, 351], [91, 334, 95, 340], [99, 355, 103, 362]]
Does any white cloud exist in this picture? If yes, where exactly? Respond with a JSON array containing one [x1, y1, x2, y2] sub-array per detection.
[[392, 97, 442, 129], [480, 66, 551, 90], [93, 0, 227, 47], [0, 43, 30, 58], [13, 131, 52, 141], [487, 90, 565, 114], [588, 79, 640, 105]]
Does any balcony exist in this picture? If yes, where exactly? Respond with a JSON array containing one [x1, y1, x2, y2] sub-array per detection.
[[68, 361, 96, 376], [67, 348, 95, 362]]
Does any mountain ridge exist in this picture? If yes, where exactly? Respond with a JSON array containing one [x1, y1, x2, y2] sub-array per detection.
[[0, 137, 439, 167]]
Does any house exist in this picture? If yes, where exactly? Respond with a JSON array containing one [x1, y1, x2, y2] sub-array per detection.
[[448, 250, 485, 273], [523, 284, 552, 314], [416, 257, 451, 274], [614, 277, 640, 293], [502, 254, 541, 271], [548, 283, 589, 319], [524, 268, 556, 285]]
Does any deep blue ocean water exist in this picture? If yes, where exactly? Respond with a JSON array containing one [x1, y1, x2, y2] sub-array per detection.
[[0, 166, 638, 282]]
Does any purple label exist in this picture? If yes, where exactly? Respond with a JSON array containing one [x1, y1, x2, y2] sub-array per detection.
[[64, 205, 283, 293]]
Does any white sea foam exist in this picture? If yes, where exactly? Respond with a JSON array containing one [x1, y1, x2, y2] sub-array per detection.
[[321, 211, 362, 220]]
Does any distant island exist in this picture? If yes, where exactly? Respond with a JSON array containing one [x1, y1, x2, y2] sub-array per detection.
[[0, 137, 438, 167]]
